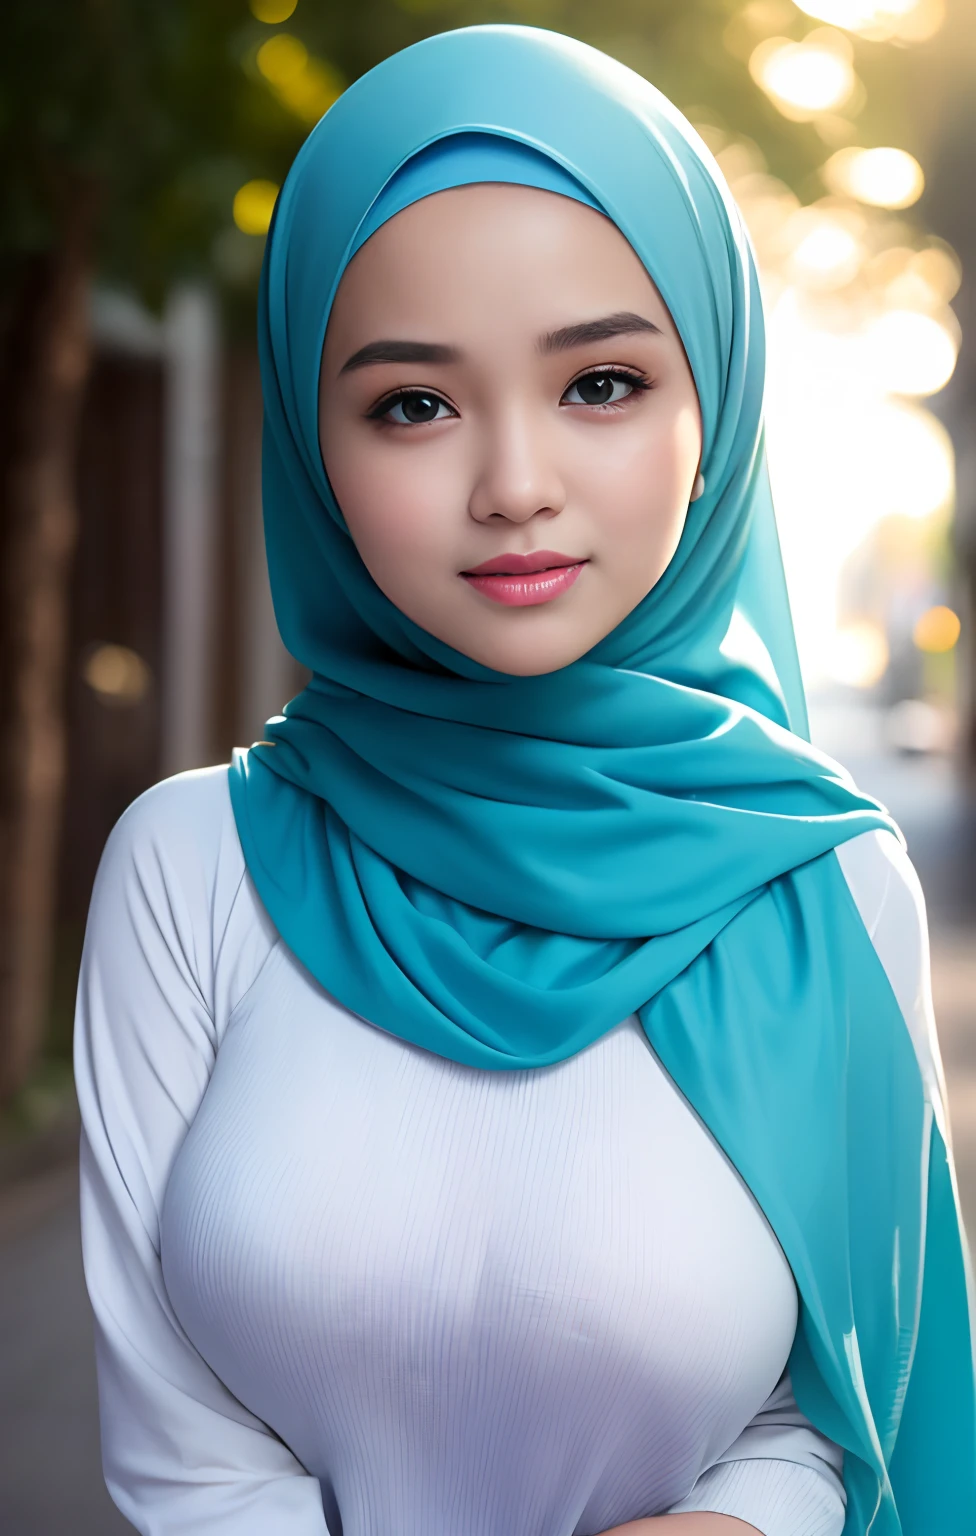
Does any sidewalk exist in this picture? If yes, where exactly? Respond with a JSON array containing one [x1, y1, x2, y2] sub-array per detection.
[[0, 1159, 132, 1534]]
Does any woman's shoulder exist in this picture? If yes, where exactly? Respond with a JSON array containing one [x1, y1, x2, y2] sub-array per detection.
[[835, 828, 948, 1118], [98, 765, 247, 958], [90, 764, 278, 1035], [107, 761, 238, 862]]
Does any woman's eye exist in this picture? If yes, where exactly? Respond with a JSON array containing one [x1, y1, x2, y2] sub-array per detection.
[[562, 371, 641, 407], [374, 391, 455, 425]]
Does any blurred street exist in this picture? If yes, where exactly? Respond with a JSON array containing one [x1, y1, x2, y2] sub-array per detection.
[[0, 1160, 130, 1535], [0, 706, 972, 1536], [810, 695, 976, 1240]]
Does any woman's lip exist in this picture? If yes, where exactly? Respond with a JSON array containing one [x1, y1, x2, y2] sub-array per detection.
[[461, 549, 582, 576], [461, 562, 586, 607]]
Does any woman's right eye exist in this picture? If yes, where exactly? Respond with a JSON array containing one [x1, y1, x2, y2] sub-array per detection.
[[371, 391, 456, 426]]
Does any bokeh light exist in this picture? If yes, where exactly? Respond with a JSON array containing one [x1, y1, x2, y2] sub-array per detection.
[[256, 33, 308, 85], [907, 245, 962, 304], [823, 146, 925, 209], [913, 605, 961, 653], [785, 208, 864, 288], [233, 179, 279, 235], [82, 644, 152, 706], [714, 101, 961, 689], [864, 309, 959, 396], [886, 697, 954, 752], [250, 0, 298, 20], [750, 32, 856, 118], [856, 402, 955, 520], [865, 243, 963, 312], [792, 0, 945, 42], [255, 34, 343, 124], [826, 621, 890, 688]]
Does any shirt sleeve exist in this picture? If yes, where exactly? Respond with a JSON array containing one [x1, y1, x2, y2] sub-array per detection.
[[665, 1367, 846, 1535], [833, 827, 951, 1138], [74, 768, 331, 1536]]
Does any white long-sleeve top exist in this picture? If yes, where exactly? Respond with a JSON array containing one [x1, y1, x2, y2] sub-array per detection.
[[73, 764, 946, 1536]]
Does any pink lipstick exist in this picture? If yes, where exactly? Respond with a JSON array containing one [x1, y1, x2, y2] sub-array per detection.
[[460, 550, 587, 607]]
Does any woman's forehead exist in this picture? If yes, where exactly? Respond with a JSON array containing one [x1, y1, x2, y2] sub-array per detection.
[[324, 182, 680, 352]]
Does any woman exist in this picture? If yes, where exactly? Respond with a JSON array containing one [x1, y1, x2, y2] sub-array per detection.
[[75, 24, 976, 1536]]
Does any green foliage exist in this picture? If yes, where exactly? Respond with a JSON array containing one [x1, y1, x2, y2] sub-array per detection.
[[0, 0, 876, 318], [0, 0, 302, 305]]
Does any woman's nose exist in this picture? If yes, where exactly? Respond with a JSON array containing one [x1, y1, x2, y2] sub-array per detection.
[[467, 408, 567, 525]]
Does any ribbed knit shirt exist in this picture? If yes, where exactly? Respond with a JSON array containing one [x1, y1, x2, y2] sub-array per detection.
[[74, 765, 945, 1536]]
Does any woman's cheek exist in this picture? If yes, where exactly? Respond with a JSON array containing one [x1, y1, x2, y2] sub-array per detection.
[[344, 460, 451, 576], [605, 463, 688, 584], [586, 437, 676, 530]]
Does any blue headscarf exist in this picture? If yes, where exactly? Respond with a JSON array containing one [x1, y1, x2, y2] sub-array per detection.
[[229, 24, 975, 1531]]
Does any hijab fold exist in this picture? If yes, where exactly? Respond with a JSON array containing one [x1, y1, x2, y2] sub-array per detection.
[[229, 25, 976, 1531]]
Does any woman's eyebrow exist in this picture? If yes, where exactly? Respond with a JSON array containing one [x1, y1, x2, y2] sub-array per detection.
[[340, 339, 462, 373], [538, 312, 663, 353], [338, 312, 662, 375]]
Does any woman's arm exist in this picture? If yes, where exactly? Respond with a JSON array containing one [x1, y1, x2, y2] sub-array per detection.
[[75, 775, 330, 1535]]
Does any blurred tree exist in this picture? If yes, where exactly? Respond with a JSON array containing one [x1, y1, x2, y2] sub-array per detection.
[[0, 0, 305, 1104], [0, 0, 956, 1102]]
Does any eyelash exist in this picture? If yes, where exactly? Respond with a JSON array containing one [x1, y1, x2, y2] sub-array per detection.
[[563, 366, 652, 410], [366, 366, 653, 425]]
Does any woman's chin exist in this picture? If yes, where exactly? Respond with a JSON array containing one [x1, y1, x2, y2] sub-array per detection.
[[459, 635, 593, 677]]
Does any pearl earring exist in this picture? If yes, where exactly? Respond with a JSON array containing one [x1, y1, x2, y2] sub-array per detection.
[[691, 472, 705, 502]]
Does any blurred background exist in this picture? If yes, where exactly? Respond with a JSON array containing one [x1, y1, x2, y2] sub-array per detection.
[[0, 1, 973, 1530]]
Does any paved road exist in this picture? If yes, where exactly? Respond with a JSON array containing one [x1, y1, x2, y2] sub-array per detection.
[[0, 703, 973, 1535], [0, 1161, 132, 1534]]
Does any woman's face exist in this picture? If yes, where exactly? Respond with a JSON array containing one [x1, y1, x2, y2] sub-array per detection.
[[319, 181, 703, 676]]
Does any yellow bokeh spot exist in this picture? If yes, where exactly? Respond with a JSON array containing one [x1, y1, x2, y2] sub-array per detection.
[[750, 34, 856, 118], [792, 0, 944, 40], [253, 34, 343, 125], [256, 33, 308, 86], [888, 0, 945, 41], [274, 56, 344, 124], [788, 214, 863, 288], [82, 644, 152, 706], [250, 0, 297, 19], [913, 606, 961, 654], [795, 0, 900, 22], [910, 245, 962, 305], [233, 179, 280, 236], [823, 146, 924, 209]]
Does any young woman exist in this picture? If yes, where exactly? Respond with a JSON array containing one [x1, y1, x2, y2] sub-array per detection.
[[74, 24, 975, 1536]]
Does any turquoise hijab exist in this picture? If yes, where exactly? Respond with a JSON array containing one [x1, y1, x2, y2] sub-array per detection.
[[229, 24, 975, 1532]]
